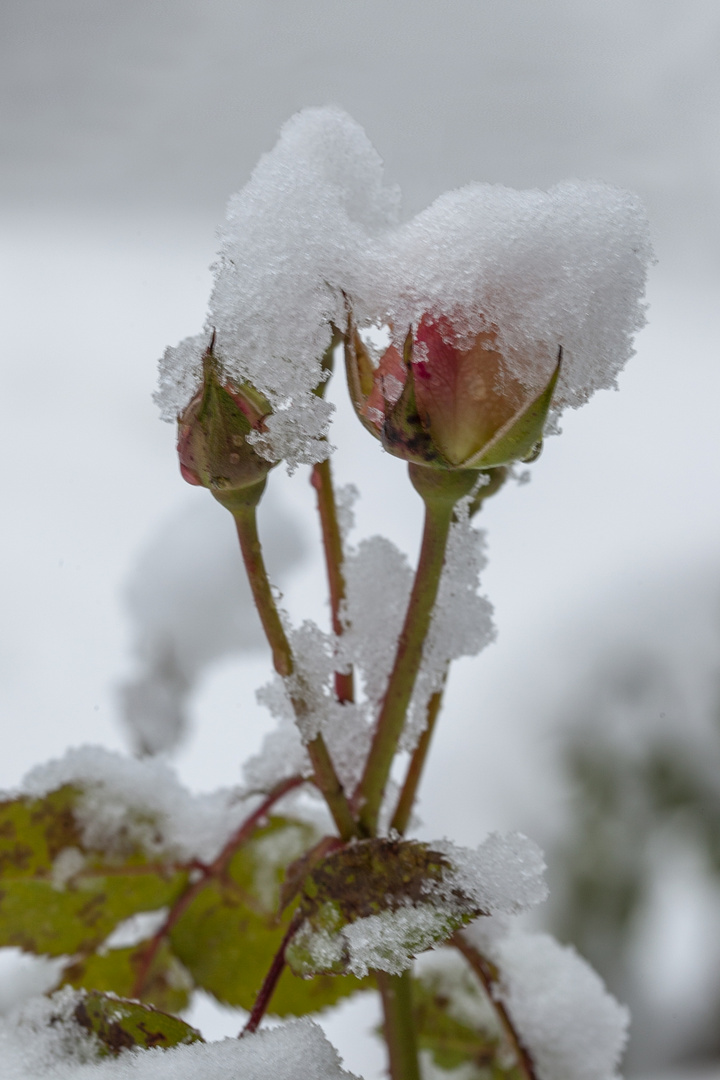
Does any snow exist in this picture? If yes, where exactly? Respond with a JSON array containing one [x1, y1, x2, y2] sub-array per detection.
[[359, 179, 652, 412], [20, 746, 257, 863], [156, 108, 651, 472], [435, 832, 548, 916], [156, 106, 400, 469], [0, 990, 360, 1080], [340, 536, 413, 708], [463, 920, 629, 1080]]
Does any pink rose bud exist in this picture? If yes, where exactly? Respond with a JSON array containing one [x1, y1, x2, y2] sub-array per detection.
[[345, 313, 560, 471], [177, 338, 276, 509]]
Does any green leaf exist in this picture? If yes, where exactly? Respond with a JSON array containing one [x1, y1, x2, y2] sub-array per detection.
[[71, 990, 202, 1055], [63, 941, 192, 1015], [270, 966, 375, 1017], [285, 839, 484, 978], [170, 816, 370, 1015], [0, 787, 188, 954]]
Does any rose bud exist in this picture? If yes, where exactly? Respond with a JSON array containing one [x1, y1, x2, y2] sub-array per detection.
[[345, 313, 560, 471], [177, 338, 277, 511]]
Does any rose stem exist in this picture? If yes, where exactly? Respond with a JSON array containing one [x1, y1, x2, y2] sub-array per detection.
[[355, 465, 476, 837], [240, 910, 304, 1037], [231, 486, 357, 841], [376, 969, 422, 1080], [390, 675, 446, 835], [311, 457, 354, 704]]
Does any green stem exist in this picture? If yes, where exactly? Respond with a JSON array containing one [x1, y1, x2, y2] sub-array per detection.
[[232, 493, 357, 841], [233, 496, 293, 677], [390, 673, 447, 835], [356, 466, 476, 836], [376, 970, 421, 1080], [311, 458, 354, 704]]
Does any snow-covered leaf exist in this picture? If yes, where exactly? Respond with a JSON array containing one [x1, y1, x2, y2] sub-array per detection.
[[286, 838, 486, 978], [0, 787, 188, 956]]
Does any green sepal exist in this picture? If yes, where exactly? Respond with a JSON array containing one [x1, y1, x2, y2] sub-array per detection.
[[70, 990, 202, 1056], [463, 349, 562, 470], [0, 787, 188, 955], [343, 321, 385, 441]]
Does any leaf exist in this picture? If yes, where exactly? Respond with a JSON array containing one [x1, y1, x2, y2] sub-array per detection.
[[0, 786, 188, 955], [170, 816, 371, 1015], [70, 990, 202, 1055], [63, 940, 192, 1015], [285, 838, 485, 978]]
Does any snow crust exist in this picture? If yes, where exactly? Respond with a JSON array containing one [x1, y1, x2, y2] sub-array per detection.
[[156, 107, 651, 469], [464, 920, 629, 1080], [0, 990, 360, 1080], [361, 179, 652, 409]]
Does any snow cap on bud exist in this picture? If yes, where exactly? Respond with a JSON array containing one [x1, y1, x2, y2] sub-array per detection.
[[345, 313, 560, 470], [177, 337, 276, 510]]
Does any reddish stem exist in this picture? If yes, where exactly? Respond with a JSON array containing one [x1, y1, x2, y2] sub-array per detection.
[[240, 910, 304, 1036], [311, 458, 354, 705], [451, 934, 538, 1080]]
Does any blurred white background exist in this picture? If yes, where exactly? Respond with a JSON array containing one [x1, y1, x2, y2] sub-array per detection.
[[1, 2, 720, 1077]]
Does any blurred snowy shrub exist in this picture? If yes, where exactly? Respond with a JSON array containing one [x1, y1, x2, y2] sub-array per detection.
[[547, 567, 720, 1071]]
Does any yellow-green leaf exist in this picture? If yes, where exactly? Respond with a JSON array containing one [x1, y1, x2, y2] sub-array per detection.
[[63, 941, 192, 1015]]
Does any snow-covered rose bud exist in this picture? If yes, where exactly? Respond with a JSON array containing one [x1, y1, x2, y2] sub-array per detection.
[[177, 340, 276, 510], [345, 313, 559, 470]]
